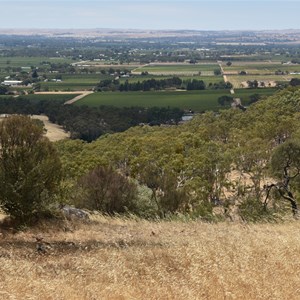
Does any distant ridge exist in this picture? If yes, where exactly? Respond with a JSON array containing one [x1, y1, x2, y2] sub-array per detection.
[[0, 28, 300, 44]]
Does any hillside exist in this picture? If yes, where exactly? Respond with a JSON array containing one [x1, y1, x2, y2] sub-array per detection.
[[1, 216, 300, 299]]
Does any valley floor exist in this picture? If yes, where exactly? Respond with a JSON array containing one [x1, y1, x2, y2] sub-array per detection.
[[0, 216, 300, 299]]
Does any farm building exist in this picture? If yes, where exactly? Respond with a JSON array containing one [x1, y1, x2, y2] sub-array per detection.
[[1, 80, 23, 86]]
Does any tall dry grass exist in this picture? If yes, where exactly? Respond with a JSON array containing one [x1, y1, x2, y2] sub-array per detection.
[[0, 215, 300, 300]]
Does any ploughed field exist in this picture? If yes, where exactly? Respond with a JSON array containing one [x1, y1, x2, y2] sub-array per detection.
[[0, 216, 300, 300]]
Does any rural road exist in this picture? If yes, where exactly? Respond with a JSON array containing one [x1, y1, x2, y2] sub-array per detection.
[[219, 62, 235, 93], [64, 91, 94, 104]]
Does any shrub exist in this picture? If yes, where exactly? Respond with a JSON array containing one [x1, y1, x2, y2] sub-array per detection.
[[0, 115, 62, 224], [77, 166, 138, 214]]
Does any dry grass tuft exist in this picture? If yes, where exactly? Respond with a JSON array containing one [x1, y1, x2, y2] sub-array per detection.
[[1, 215, 300, 299]]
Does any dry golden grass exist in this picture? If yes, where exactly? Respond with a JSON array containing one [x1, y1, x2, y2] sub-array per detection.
[[1, 215, 300, 299]]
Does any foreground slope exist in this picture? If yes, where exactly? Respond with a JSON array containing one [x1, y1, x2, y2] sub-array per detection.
[[0, 217, 300, 300]]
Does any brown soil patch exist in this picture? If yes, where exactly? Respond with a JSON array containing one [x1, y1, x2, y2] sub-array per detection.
[[31, 115, 70, 142]]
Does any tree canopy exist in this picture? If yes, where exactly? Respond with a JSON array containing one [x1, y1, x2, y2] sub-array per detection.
[[0, 115, 62, 223]]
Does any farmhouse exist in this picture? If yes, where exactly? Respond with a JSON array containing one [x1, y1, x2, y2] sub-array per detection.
[[1, 80, 23, 86]]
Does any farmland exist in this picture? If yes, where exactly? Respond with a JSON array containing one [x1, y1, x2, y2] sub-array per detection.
[[21, 93, 79, 103], [0, 31, 299, 121], [222, 62, 300, 75], [0, 56, 73, 70], [76, 88, 278, 111], [133, 63, 219, 75]]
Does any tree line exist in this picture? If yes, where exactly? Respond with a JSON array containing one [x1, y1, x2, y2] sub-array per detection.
[[0, 97, 184, 142], [95, 77, 232, 92]]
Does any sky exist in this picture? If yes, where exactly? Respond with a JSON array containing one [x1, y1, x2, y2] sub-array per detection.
[[0, 0, 299, 31]]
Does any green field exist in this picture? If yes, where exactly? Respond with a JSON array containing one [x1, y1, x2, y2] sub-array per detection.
[[234, 88, 278, 105], [76, 88, 277, 111], [223, 62, 300, 75], [21, 94, 79, 103], [40, 82, 95, 91], [76, 90, 229, 111]]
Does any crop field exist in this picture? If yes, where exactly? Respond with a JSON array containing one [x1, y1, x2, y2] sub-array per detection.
[[234, 88, 278, 104], [40, 82, 96, 91], [21, 94, 79, 103], [39, 74, 111, 91], [76, 88, 277, 111], [1, 216, 300, 300], [223, 62, 300, 75], [133, 63, 219, 75], [76, 90, 230, 111]]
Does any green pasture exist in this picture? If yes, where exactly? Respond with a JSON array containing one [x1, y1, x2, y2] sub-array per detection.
[[76, 88, 278, 112], [40, 82, 95, 91], [76, 90, 234, 111], [234, 88, 278, 105], [58, 74, 109, 83], [119, 75, 224, 85], [39, 73, 111, 91], [21, 94, 78, 103]]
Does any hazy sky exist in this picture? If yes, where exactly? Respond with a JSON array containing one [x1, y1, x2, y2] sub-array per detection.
[[0, 0, 299, 30]]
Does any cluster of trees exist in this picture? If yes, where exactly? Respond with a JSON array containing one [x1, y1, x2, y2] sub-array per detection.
[[290, 78, 300, 87], [208, 81, 233, 90], [96, 77, 183, 92], [0, 97, 184, 142], [0, 116, 62, 224], [95, 77, 232, 92], [118, 77, 183, 92], [2, 87, 300, 225], [0, 85, 9, 95], [53, 87, 300, 221]]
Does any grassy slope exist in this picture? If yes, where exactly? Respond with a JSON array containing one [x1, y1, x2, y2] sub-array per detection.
[[0, 216, 300, 300]]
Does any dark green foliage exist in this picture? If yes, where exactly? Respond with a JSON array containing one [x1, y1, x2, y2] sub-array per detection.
[[0, 85, 9, 95], [238, 197, 275, 222], [218, 95, 233, 106], [214, 69, 221, 75], [186, 79, 205, 90], [118, 77, 183, 92], [0, 116, 62, 223], [0, 97, 184, 142], [290, 78, 300, 87], [77, 166, 138, 214], [247, 80, 259, 88], [248, 93, 261, 104], [271, 140, 300, 180]]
